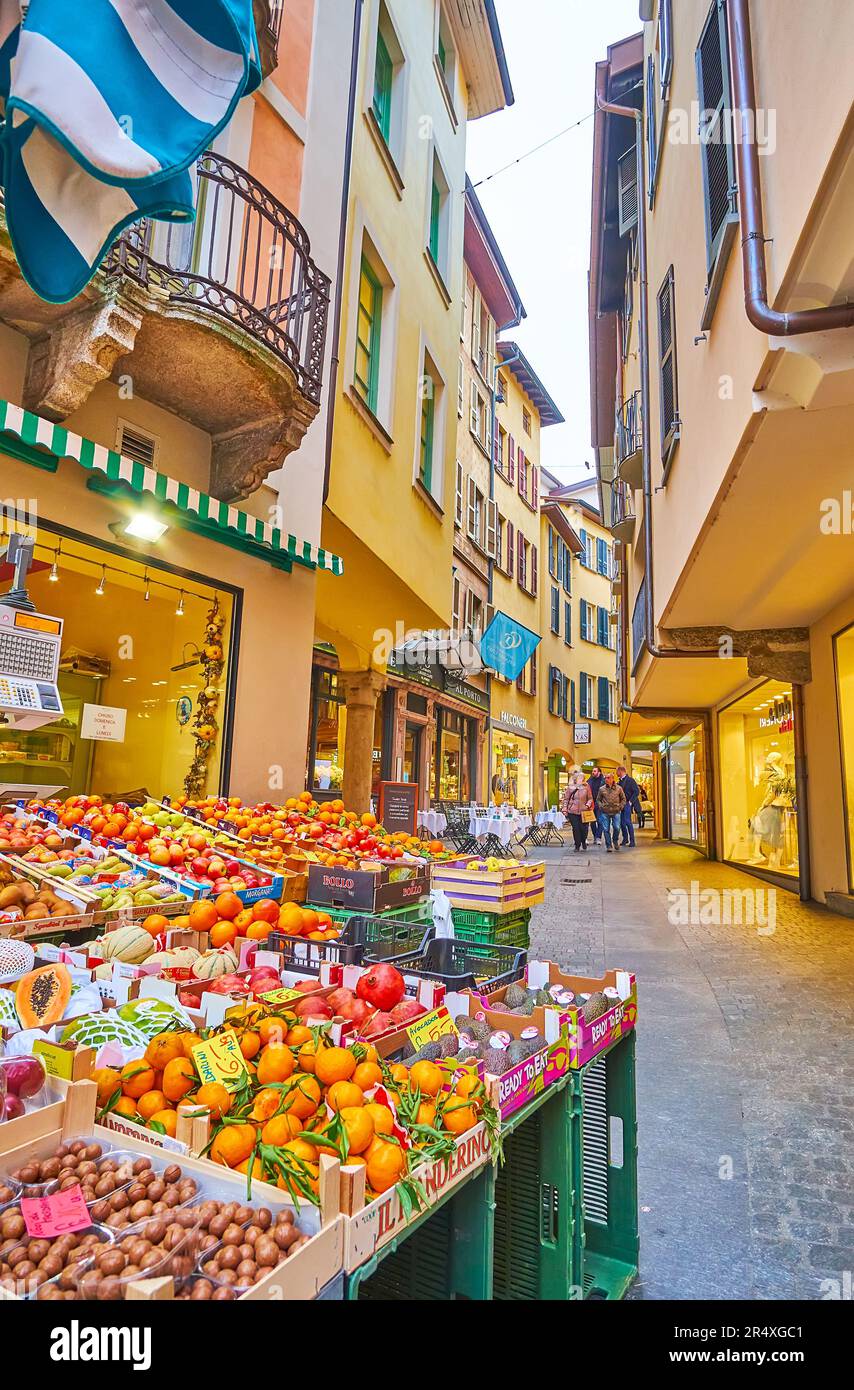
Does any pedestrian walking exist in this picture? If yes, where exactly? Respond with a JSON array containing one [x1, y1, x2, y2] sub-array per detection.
[[561, 771, 596, 851], [617, 765, 642, 847], [596, 772, 626, 852], [587, 765, 605, 845]]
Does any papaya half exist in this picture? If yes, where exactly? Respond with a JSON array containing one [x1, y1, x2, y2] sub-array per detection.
[[16, 963, 72, 1028]]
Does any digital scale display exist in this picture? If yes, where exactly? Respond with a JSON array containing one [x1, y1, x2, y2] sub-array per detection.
[[13, 611, 62, 636], [0, 606, 64, 728]]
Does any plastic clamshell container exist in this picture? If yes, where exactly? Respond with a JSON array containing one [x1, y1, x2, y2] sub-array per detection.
[[1, 1132, 116, 1200], [1, 1223, 115, 1301], [195, 1209, 309, 1295], [48, 1207, 204, 1300]]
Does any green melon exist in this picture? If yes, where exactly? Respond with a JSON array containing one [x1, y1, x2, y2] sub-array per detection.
[[60, 1013, 149, 1050], [117, 997, 193, 1037]]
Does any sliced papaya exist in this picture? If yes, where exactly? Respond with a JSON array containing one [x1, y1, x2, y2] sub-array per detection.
[[16, 963, 72, 1028]]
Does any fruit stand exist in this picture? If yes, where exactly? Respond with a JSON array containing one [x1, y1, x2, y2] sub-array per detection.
[[0, 790, 639, 1302]]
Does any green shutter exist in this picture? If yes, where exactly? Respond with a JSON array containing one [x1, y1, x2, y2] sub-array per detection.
[[598, 676, 610, 722], [355, 256, 382, 413], [373, 28, 393, 142], [429, 178, 441, 264], [420, 385, 435, 491], [437, 30, 446, 74], [696, 0, 738, 276]]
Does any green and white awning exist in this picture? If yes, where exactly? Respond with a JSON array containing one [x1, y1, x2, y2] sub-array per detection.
[[0, 401, 343, 576]]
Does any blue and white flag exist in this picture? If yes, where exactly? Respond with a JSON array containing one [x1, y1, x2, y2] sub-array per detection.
[[479, 611, 541, 681], [0, 0, 261, 303]]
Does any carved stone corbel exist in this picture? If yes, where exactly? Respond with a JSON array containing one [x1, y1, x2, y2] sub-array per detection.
[[209, 392, 317, 502], [663, 626, 812, 684], [22, 291, 143, 421]]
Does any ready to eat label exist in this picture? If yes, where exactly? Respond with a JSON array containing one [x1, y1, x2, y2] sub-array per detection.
[[22, 1184, 90, 1238], [191, 1028, 250, 1087], [405, 1006, 458, 1051]]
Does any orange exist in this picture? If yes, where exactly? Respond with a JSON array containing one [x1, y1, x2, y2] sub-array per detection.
[[252, 898, 280, 924], [280, 1074, 322, 1120], [210, 919, 238, 949], [110, 1096, 139, 1120], [145, 1033, 184, 1070], [258, 1015, 290, 1047], [389, 1063, 409, 1086], [455, 1072, 483, 1104], [209, 1123, 256, 1168], [261, 1113, 303, 1145], [298, 1040, 318, 1073], [141, 913, 170, 938], [343, 1155, 366, 1169], [188, 899, 219, 933], [278, 906, 304, 936], [239, 1030, 261, 1060], [441, 1100, 477, 1136], [361, 1043, 379, 1065], [285, 1024, 312, 1047], [91, 1066, 121, 1107], [250, 1088, 284, 1122], [136, 1090, 169, 1121], [314, 1046, 357, 1087], [179, 1033, 198, 1060], [366, 1137, 405, 1193], [214, 891, 243, 921], [246, 920, 272, 941], [409, 1061, 443, 1097], [300, 909, 319, 934], [256, 1043, 295, 1086], [364, 1102, 395, 1135], [148, 1109, 178, 1137], [326, 1080, 363, 1112], [120, 1062, 156, 1100], [233, 908, 254, 934], [283, 1137, 317, 1164], [416, 1101, 437, 1127], [195, 1082, 232, 1119], [161, 1056, 196, 1103], [352, 1062, 383, 1092], [340, 1106, 374, 1155]]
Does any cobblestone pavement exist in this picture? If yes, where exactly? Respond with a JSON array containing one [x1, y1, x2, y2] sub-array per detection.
[[528, 832, 854, 1300]]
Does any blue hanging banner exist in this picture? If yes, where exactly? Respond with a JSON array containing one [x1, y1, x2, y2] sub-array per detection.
[[479, 611, 541, 681]]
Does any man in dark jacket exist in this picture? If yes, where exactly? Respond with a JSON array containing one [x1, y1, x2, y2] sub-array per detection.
[[587, 767, 605, 844], [596, 773, 626, 851], [617, 765, 641, 847]]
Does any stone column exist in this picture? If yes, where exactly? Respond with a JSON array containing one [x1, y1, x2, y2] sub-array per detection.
[[341, 671, 386, 813]]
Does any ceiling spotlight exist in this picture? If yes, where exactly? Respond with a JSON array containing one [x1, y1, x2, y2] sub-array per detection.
[[95, 565, 106, 596], [49, 548, 60, 581], [143, 571, 151, 602], [176, 590, 185, 617], [122, 514, 169, 542]]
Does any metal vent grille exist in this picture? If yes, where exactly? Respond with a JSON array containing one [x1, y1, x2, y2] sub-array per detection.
[[582, 1055, 609, 1225], [494, 1110, 541, 1300], [118, 425, 157, 468], [356, 1200, 452, 1300]]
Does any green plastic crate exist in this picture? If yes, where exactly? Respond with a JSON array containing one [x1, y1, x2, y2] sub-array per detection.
[[492, 1078, 584, 1300], [345, 1167, 493, 1300], [451, 906, 530, 950], [304, 899, 432, 929], [572, 1032, 639, 1300]]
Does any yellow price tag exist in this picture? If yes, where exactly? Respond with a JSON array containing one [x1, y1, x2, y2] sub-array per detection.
[[191, 1028, 249, 1088], [33, 1039, 75, 1080], [258, 987, 303, 1006], [405, 1006, 458, 1051]]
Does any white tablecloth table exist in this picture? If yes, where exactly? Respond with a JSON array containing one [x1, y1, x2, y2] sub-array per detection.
[[417, 809, 447, 836], [468, 810, 531, 846], [536, 810, 566, 830]]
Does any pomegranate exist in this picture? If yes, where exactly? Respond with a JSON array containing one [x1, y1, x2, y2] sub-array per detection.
[[339, 997, 374, 1026], [356, 962, 405, 1012], [326, 987, 355, 1013], [207, 974, 250, 995], [293, 997, 333, 1020], [389, 999, 427, 1025], [359, 1010, 395, 1039]]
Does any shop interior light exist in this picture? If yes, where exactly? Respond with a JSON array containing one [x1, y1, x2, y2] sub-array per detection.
[[143, 571, 151, 602], [95, 566, 106, 596], [122, 514, 169, 542], [176, 590, 185, 616], [49, 545, 60, 581]]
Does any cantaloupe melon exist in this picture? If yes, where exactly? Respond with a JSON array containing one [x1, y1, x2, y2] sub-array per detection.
[[97, 926, 155, 965], [191, 947, 238, 980]]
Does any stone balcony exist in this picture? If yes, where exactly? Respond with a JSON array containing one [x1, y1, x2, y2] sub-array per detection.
[[0, 151, 330, 502]]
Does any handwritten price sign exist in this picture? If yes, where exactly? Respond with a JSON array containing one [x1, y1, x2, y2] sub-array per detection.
[[258, 987, 303, 1006], [405, 1006, 458, 1051], [22, 1184, 90, 1238], [191, 1028, 249, 1087]]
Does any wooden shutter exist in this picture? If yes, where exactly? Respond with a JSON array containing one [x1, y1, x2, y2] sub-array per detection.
[[551, 587, 559, 633], [658, 265, 679, 459], [454, 461, 463, 528], [617, 145, 638, 237], [506, 520, 514, 578], [471, 286, 481, 365], [696, 0, 738, 276], [517, 447, 525, 498], [645, 54, 657, 206], [564, 599, 571, 644], [466, 476, 478, 539], [485, 499, 498, 559], [452, 576, 461, 630], [457, 358, 464, 416], [547, 665, 556, 716], [597, 606, 608, 646], [579, 672, 588, 718], [464, 587, 474, 630], [531, 545, 538, 596], [517, 530, 525, 588], [570, 678, 576, 724], [470, 380, 479, 436], [659, 0, 673, 97], [579, 527, 588, 565], [530, 650, 537, 697], [531, 465, 539, 508], [508, 435, 515, 485], [598, 676, 610, 722], [580, 601, 587, 641]]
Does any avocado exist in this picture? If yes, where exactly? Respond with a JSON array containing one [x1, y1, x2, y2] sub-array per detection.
[[504, 981, 527, 1009]]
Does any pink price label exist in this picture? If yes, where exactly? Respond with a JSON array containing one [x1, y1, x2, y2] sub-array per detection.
[[21, 1183, 91, 1239]]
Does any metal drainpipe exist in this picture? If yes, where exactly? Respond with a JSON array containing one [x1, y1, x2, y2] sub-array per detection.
[[791, 682, 812, 902], [322, 0, 364, 503], [729, 0, 854, 336]]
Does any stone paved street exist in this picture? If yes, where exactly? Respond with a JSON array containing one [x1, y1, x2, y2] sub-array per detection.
[[528, 832, 854, 1300]]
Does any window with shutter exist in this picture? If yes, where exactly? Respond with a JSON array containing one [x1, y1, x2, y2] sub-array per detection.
[[645, 55, 657, 206], [517, 531, 526, 589], [454, 461, 463, 529], [506, 520, 514, 578], [579, 672, 589, 719], [564, 600, 571, 645], [508, 435, 515, 485], [531, 545, 538, 596], [517, 447, 526, 499], [355, 256, 382, 413], [598, 676, 610, 722], [598, 606, 610, 647], [580, 600, 588, 642], [658, 265, 680, 463], [659, 0, 673, 97], [696, 0, 738, 280], [452, 576, 460, 631], [373, 27, 393, 142], [457, 358, 464, 417], [530, 650, 537, 697], [617, 145, 638, 237], [531, 465, 539, 509], [579, 527, 588, 566], [464, 587, 474, 630], [470, 380, 478, 436], [563, 543, 572, 594], [560, 673, 569, 721], [596, 536, 608, 576], [471, 286, 481, 365], [466, 476, 478, 541], [550, 587, 560, 634], [485, 499, 498, 559], [547, 666, 556, 716], [548, 526, 556, 578], [570, 678, 576, 724]]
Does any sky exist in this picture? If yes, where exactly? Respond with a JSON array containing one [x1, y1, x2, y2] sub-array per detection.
[[466, 0, 641, 484]]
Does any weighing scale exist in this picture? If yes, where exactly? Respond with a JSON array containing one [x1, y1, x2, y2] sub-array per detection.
[[0, 533, 65, 731]]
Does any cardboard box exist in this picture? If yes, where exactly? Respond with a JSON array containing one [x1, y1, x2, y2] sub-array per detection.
[[430, 860, 545, 914], [451, 991, 571, 1119], [525, 962, 637, 1068], [307, 861, 429, 913], [0, 855, 97, 939]]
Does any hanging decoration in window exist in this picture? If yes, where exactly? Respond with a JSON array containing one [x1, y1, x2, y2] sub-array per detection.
[[184, 597, 226, 799]]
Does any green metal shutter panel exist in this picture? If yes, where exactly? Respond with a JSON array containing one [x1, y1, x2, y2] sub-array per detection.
[[696, 0, 738, 275], [617, 146, 638, 237], [579, 672, 588, 718], [570, 679, 576, 724], [373, 29, 393, 142], [598, 676, 610, 722], [658, 266, 678, 456]]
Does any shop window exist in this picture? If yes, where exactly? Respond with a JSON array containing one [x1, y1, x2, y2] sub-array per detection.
[[7, 529, 234, 799], [719, 682, 798, 876], [427, 148, 451, 285], [837, 626, 854, 890], [667, 722, 708, 850], [491, 729, 531, 808]]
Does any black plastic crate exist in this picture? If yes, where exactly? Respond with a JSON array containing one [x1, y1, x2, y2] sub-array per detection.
[[265, 925, 431, 975], [365, 934, 526, 994]]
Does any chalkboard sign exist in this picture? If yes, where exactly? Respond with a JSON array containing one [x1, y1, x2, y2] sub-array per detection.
[[379, 781, 419, 836]]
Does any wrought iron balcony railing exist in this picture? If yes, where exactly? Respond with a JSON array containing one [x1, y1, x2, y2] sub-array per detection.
[[107, 152, 330, 406], [615, 390, 643, 471], [611, 478, 637, 543]]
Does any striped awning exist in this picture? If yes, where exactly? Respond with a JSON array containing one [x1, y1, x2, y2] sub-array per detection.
[[0, 401, 343, 575]]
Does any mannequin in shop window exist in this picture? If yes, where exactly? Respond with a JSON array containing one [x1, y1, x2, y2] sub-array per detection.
[[491, 771, 506, 808], [748, 750, 796, 868]]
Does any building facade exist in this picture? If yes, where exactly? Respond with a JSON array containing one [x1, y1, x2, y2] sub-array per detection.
[[0, 2, 346, 804], [315, 0, 513, 810], [590, 0, 854, 904]]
